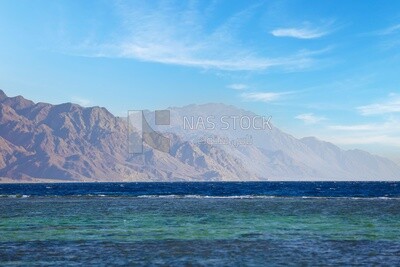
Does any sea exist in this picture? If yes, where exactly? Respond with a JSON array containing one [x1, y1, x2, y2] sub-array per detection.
[[1, 182, 400, 266]]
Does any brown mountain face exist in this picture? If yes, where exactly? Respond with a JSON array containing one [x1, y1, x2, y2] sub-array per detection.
[[0, 90, 254, 182]]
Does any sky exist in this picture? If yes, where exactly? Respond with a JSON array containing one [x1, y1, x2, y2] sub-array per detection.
[[0, 0, 399, 162]]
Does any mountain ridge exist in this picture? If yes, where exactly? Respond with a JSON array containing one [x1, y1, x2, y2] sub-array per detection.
[[0, 89, 399, 182]]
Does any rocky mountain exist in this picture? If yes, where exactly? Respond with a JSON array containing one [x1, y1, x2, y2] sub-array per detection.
[[0, 89, 399, 182], [0, 90, 253, 182]]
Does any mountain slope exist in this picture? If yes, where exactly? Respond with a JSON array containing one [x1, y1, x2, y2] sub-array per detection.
[[0, 90, 254, 182], [0, 90, 399, 182], [150, 103, 400, 180]]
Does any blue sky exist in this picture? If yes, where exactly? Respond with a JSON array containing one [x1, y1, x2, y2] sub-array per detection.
[[0, 0, 400, 162]]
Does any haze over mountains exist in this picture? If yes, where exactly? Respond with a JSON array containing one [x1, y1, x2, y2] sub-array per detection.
[[0, 89, 399, 182]]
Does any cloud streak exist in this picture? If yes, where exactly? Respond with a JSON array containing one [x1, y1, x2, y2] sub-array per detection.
[[295, 113, 326, 124], [328, 135, 400, 147], [357, 94, 400, 115], [227, 84, 248, 90], [328, 124, 376, 131], [377, 24, 400, 35], [271, 27, 328, 39], [324, 117, 400, 148], [241, 91, 290, 103], [69, 1, 326, 71], [71, 97, 91, 107]]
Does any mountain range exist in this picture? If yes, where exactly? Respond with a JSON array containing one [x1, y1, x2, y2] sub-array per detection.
[[0, 89, 399, 182]]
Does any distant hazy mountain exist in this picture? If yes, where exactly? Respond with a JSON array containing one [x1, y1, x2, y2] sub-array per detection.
[[0, 90, 399, 182]]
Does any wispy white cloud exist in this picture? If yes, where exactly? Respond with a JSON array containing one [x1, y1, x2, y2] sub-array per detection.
[[72, 97, 91, 107], [295, 113, 326, 124], [227, 84, 248, 90], [365, 23, 400, 50], [328, 135, 400, 147], [377, 24, 400, 35], [329, 117, 400, 133], [328, 124, 376, 131], [68, 1, 327, 71], [241, 91, 290, 103], [271, 27, 328, 39], [324, 117, 400, 147], [357, 94, 400, 115]]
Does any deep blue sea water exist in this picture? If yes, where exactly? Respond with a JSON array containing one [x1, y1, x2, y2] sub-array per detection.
[[1, 182, 400, 266], [1, 181, 400, 198]]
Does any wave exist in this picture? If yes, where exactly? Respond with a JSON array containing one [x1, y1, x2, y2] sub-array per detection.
[[136, 195, 400, 200], [1, 194, 400, 200], [0, 194, 31, 198]]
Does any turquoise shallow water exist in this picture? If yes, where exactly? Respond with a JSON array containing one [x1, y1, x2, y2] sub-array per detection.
[[1, 196, 400, 266]]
